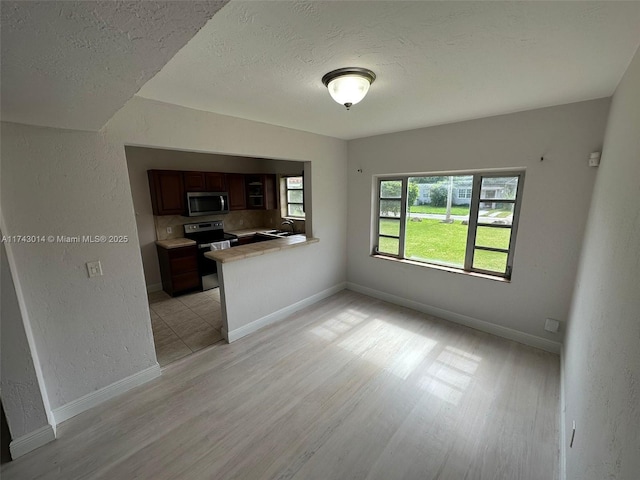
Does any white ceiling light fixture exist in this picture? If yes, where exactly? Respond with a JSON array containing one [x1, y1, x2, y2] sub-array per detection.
[[322, 67, 376, 110]]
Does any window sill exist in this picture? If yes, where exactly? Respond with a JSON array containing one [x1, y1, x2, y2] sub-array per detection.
[[371, 254, 510, 283]]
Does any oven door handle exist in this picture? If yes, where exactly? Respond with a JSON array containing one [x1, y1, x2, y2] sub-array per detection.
[[198, 243, 212, 250]]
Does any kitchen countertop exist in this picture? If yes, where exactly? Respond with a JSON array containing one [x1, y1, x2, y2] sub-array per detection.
[[155, 238, 197, 249], [226, 226, 301, 237], [205, 234, 318, 263]]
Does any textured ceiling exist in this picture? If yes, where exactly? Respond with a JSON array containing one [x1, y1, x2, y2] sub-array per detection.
[[0, 0, 228, 131], [137, 1, 640, 140]]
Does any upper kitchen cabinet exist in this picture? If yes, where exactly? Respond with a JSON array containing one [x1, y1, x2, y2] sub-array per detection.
[[183, 171, 206, 191], [246, 174, 277, 210], [227, 174, 247, 210], [264, 174, 276, 210], [183, 172, 227, 192], [205, 172, 226, 192], [148, 170, 185, 215]]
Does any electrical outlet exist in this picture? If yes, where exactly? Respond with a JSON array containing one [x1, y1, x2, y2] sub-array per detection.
[[545, 318, 560, 333], [166, 226, 173, 234], [86, 261, 103, 278]]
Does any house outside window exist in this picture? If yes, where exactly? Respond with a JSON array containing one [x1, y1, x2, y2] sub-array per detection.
[[458, 188, 472, 199], [283, 175, 304, 218], [376, 171, 524, 279]]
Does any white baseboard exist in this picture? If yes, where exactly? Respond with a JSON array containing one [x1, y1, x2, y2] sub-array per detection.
[[146, 283, 163, 293], [9, 423, 56, 459], [559, 344, 566, 480], [223, 282, 347, 343], [346, 282, 562, 354], [51, 363, 161, 425]]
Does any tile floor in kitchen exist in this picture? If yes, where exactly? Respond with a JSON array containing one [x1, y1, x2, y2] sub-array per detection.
[[148, 288, 224, 366]]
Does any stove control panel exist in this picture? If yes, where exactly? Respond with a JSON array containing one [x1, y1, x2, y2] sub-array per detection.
[[184, 221, 224, 234]]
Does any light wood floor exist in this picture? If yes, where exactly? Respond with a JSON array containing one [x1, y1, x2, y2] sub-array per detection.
[[2, 290, 559, 480]]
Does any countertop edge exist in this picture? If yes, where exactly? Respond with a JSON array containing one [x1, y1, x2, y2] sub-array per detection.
[[227, 227, 304, 238], [155, 238, 197, 249], [204, 236, 319, 263]]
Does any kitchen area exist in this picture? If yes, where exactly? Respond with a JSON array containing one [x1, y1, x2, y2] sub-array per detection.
[[126, 146, 314, 366]]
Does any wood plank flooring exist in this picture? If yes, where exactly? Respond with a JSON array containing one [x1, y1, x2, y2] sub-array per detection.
[[1, 290, 559, 480]]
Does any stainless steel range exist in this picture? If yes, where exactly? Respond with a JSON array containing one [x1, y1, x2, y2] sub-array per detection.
[[184, 221, 238, 290]]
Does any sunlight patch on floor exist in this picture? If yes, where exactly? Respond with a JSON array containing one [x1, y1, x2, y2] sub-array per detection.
[[337, 318, 437, 380], [309, 308, 368, 341], [418, 345, 482, 405]]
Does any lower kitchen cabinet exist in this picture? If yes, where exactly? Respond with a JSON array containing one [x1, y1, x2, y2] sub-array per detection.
[[237, 235, 254, 245], [156, 245, 200, 296]]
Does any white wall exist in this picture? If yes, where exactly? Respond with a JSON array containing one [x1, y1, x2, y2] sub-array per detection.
[[125, 146, 302, 288], [0, 96, 347, 420], [563, 47, 640, 480], [219, 240, 336, 339], [0, 241, 50, 439], [1, 124, 158, 410], [347, 99, 610, 344]]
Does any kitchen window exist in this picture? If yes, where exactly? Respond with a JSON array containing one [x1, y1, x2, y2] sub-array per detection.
[[376, 171, 524, 279], [283, 175, 305, 218]]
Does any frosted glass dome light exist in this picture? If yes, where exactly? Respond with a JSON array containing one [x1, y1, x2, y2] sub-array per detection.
[[322, 68, 376, 110]]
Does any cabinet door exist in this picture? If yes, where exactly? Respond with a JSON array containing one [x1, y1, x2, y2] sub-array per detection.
[[228, 174, 247, 210], [157, 245, 199, 296], [148, 170, 185, 215], [246, 174, 264, 209], [184, 172, 206, 191], [205, 173, 226, 192], [264, 174, 277, 210], [237, 235, 255, 245]]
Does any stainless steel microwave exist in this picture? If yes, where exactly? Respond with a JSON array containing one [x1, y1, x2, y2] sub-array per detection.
[[186, 192, 230, 216]]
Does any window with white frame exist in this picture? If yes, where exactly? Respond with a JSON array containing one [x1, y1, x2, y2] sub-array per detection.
[[376, 171, 524, 279], [283, 176, 305, 218], [458, 188, 472, 199]]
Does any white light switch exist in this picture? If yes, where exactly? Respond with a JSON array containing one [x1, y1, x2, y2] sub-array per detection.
[[86, 261, 103, 278]]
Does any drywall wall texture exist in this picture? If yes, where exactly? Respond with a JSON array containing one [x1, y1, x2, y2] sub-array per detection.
[[220, 241, 325, 335], [125, 146, 304, 288], [347, 99, 610, 343], [0, 0, 227, 131], [0, 96, 348, 417], [563, 47, 640, 480], [0, 242, 49, 439], [0, 124, 159, 410]]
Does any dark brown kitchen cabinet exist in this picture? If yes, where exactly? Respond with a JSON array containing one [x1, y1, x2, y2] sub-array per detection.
[[264, 174, 276, 210], [183, 172, 226, 192], [156, 245, 200, 296], [237, 235, 254, 246], [227, 174, 247, 210], [183, 172, 207, 191], [205, 172, 226, 191], [148, 170, 185, 215], [246, 174, 277, 210]]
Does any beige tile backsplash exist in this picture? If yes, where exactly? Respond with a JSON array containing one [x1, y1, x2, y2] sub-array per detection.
[[155, 210, 304, 240]]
